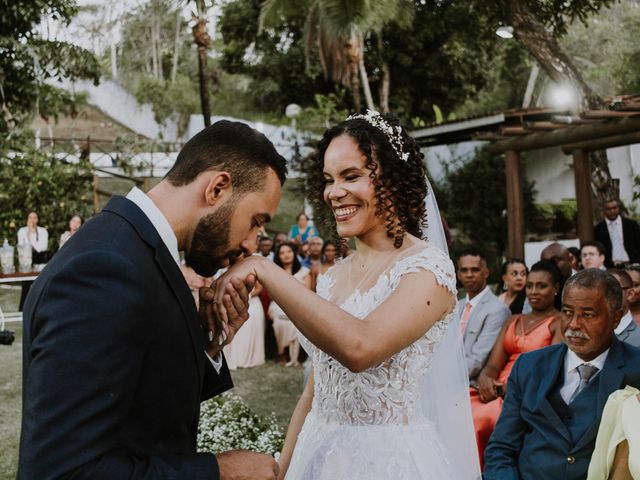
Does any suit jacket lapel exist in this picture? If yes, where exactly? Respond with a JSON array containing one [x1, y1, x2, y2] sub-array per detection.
[[535, 344, 572, 443], [465, 293, 489, 342], [103, 196, 204, 383]]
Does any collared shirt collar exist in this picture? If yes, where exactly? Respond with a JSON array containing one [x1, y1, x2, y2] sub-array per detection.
[[465, 285, 490, 307], [615, 310, 634, 335], [606, 215, 621, 228], [126, 187, 180, 266], [565, 346, 609, 375]]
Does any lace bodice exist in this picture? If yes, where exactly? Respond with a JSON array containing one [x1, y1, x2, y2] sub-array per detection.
[[300, 244, 457, 426]]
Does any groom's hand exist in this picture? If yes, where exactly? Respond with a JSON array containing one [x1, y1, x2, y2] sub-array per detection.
[[199, 275, 255, 357], [217, 450, 279, 480]]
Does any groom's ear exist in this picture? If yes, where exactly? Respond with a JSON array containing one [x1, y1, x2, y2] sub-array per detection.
[[203, 171, 232, 206]]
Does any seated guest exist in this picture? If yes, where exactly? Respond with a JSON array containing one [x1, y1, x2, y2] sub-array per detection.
[[58, 214, 83, 249], [587, 386, 640, 480], [17, 211, 49, 310], [608, 268, 640, 348], [484, 269, 640, 480], [472, 260, 562, 467], [497, 259, 528, 314], [541, 242, 574, 310], [273, 231, 288, 251], [568, 246, 581, 272], [581, 241, 607, 270], [457, 250, 510, 386], [257, 235, 274, 261], [310, 240, 337, 293], [268, 242, 311, 366], [288, 212, 318, 244], [298, 240, 311, 268], [625, 264, 640, 325]]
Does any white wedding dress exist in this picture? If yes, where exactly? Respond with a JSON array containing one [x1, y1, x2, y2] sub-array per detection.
[[285, 241, 475, 479]]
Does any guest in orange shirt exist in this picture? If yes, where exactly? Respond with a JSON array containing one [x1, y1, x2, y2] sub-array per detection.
[[471, 260, 564, 468]]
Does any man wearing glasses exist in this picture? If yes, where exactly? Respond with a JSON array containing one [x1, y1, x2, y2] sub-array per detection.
[[608, 269, 640, 348], [580, 241, 607, 270]]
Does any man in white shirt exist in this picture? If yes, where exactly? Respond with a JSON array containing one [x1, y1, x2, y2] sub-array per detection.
[[608, 268, 640, 348], [485, 269, 640, 480], [19, 121, 286, 480], [456, 250, 510, 386], [594, 199, 640, 267]]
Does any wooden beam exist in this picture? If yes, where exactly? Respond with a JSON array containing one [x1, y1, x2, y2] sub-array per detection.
[[488, 117, 640, 154], [581, 110, 640, 119], [505, 150, 525, 259], [561, 130, 640, 154], [573, 149, 594, 244]]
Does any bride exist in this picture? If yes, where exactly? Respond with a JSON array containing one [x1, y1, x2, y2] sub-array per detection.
[[214, 112, 480, 479]]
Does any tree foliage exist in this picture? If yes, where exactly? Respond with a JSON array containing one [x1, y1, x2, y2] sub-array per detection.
[[0, 0, 100, 141], [219, 0, 332, 114], [379, 0, 523, 122], [438, 147, 536, 260]]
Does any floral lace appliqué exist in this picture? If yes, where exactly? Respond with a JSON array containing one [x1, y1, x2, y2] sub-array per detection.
[[304, 245, 456, 426]]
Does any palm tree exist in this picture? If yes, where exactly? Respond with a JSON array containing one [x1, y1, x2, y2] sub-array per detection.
[[192, 0, 212, 126], [260, 0, 413, 113]]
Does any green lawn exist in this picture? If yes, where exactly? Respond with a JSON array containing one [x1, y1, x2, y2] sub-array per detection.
[[0, 287, 302, 479]]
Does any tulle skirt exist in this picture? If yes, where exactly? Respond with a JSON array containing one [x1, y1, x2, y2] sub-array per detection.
[[284, 411, 458, 480]]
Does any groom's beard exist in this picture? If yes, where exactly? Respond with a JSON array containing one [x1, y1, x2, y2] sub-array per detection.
[[186, 200, 237, 278]]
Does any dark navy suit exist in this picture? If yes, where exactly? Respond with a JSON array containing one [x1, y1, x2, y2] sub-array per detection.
[[18, 196, 233, 479], [483, 338, 640, 480]]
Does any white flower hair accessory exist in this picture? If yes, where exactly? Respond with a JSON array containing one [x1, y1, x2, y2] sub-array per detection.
[[347, 109, 410, 162]]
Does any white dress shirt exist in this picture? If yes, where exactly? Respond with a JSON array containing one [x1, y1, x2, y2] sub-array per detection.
[[17, 226, 48, 252], [614, 311, 634, 335], [606, 216, 630, 263], [560, 348, 609, 404], [126, 187, 222, 372], [464, 285, 491, 308]]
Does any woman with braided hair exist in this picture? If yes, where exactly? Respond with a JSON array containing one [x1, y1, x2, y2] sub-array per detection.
[[214, 112, 479, 479]]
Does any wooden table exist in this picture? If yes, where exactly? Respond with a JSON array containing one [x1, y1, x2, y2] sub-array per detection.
[[0, 271, 39, 283]]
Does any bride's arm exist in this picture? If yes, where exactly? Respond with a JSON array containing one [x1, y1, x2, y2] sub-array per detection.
[[215, 256, 453, 373], [277, 369, 314, 480]]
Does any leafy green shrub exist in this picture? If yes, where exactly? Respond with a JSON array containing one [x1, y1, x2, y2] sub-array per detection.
[[197, 393, 284, 456], [0, 149, 94, 255], [533, 202, 555, 220], [438, 147, 535, 262], [552, 199, 577, 233]]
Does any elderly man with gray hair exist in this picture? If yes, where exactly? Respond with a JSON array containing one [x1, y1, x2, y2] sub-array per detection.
[[484, 269, 640, 480]]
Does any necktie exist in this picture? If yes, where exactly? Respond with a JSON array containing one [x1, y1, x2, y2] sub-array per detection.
[[460, 302, 472, 334], [569, 363, 599, 403], [609, 219, 629, 263]]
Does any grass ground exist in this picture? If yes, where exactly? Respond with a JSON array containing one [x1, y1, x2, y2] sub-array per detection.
[[0, 290, 302, 480]]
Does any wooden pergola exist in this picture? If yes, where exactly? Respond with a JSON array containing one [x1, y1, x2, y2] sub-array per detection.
[[412, 95, 640, 258]]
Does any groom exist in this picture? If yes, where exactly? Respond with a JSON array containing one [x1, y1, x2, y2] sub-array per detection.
[[18, 121, 287, 479]]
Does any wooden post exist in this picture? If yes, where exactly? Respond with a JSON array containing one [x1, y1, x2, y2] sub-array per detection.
[[505, 150, 525, 259], [572, 149, 594, 244], [92, 175, 100, 213]]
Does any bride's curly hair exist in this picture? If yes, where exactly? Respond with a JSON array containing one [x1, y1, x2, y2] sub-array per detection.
[[306, 114, 428, 249]]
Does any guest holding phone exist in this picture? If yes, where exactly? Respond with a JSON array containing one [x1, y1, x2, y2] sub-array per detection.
[[470, 260, 563, 468]]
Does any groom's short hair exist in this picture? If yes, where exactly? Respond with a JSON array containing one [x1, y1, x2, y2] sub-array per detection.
[[166, 120, 287, 192]]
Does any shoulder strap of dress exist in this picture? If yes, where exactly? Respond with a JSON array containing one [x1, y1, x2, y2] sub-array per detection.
[[388, 245, 457, 296]]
